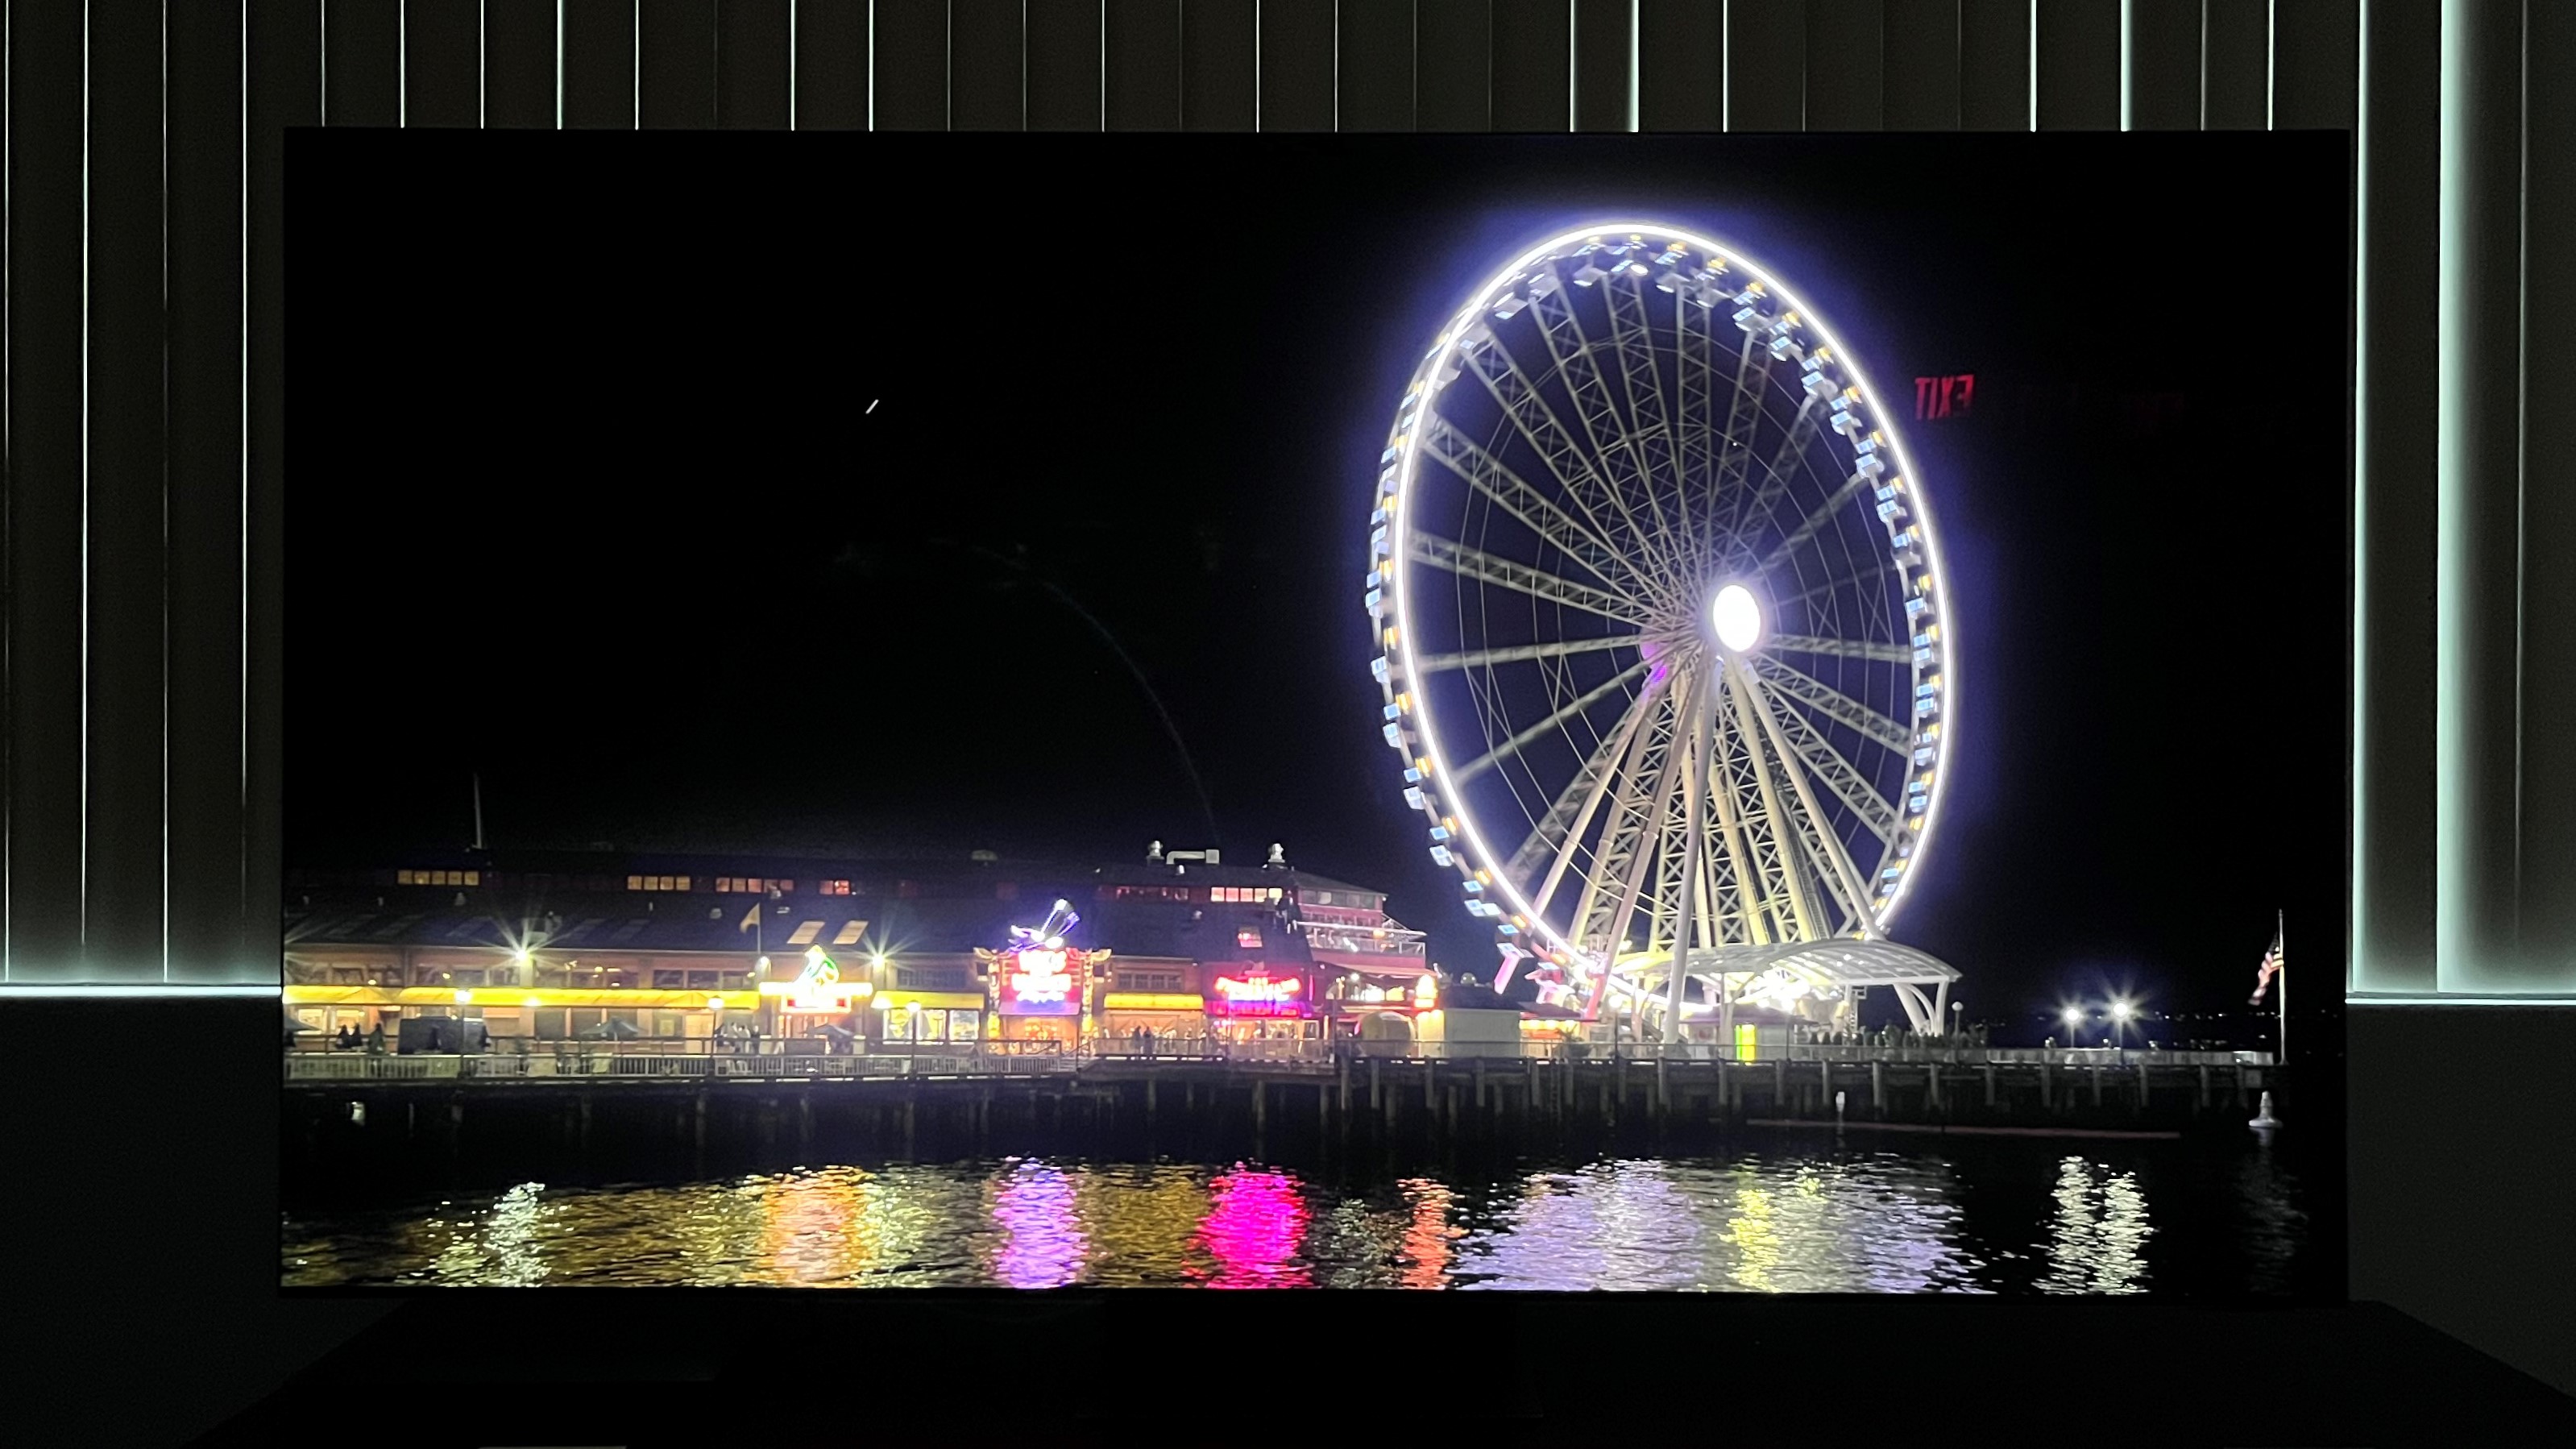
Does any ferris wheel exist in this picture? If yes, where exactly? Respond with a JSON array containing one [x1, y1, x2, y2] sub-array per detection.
[[1366, 222, 1957, 1033]]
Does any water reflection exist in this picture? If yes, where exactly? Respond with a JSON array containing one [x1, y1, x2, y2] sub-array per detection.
[[1190, 1169, 1312, 1289], [2039, 1157, 2154, 1295], [987, 1161, 1086, 1289], [283, 1140, 2302, 1297]]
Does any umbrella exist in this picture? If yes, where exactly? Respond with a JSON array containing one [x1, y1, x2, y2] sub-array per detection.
[[811, 1023, 856, 1042], [579, 1017, 643, 1041]]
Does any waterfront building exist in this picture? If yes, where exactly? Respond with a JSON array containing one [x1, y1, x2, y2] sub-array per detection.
[[282, 844, 1423, 1052]]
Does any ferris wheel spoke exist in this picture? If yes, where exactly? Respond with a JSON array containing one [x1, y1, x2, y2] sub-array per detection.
[[1670, 284, 1717, 567], [1748, 654, 1914, 754], [1601, 267, 1687, 543], [1523, 268, 1691, 586], [1757, 467, 1878, 579], [1716, 391, 1828, 570], [1415, 634, 1642, 674], [1515, 674, 1668, 915], [1452, 658, 1653, 787], [1744, 668, 1903, 846], [1420, 416, 1678, 612], [1572, 680, 1686, 965], [1767, 634, 1914, 665], [1408, 535, 1661, 628], [1738, 664, 1885, 936], [1466, 330, 1683, 600]]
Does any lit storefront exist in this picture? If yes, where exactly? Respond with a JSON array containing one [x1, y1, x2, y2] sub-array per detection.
[[977, 899, 1102, 1048], [1204, 967, 1323, 1044], [1094, 955, 1205, 1043], [757, 947, 874, 1044]]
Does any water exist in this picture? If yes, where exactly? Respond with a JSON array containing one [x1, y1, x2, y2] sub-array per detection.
[[282, 1134, 2330, 1296]]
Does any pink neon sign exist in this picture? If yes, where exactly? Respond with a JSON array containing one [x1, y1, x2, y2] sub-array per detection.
[[998, 947, 1084, 1016]]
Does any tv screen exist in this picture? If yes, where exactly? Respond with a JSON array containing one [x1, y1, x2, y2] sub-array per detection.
[[281, 131, 2345, 1299]]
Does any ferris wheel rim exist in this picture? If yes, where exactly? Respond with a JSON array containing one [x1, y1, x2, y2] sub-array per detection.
[[1377, 218, 1960, 973]]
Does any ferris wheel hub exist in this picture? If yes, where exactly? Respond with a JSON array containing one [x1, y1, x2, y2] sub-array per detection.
[[1709, 583, 1765, 654]]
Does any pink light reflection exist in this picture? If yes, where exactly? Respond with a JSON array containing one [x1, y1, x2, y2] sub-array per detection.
[[1190, 1169, 1313, 1289]]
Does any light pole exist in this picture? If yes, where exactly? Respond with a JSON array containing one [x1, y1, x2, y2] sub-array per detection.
[[2110, 999, 2134, 1058], [906, 1001, 923, 1054], [2060, 1004, 2084, 1051]]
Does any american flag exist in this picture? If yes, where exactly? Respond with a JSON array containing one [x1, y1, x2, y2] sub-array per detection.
[[2250, 932, 2283, 1006]]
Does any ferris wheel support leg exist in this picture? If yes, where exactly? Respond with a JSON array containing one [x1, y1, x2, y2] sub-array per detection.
[[1665, 668, 1715, 1040]]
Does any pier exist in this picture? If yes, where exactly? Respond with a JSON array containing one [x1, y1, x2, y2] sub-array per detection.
[[281, 1044, 2284, 1208]]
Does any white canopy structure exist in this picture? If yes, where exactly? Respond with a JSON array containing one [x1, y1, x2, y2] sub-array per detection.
[[1601, 938, 1964, 1035]]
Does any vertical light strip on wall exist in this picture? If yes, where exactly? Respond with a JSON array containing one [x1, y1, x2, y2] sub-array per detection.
[[1628, 0, 1638, 132], [789, 1, 796, 129], [868, 1, 874, 129], [1723, 0, 1730, 130], [1099, 2, 1105, 130], [2352, 0, 2367, 989], [1566, 0, 1574, 131], [238, 0, 247, 972], [2121, 0, 2133, 131], [4, 0, 14, 976], [160, 0, 169, 978], [1336, 2, 1342, 131], [80, 0, 89, 949], [405, 3, 413, 126], [2029, 0, 2038, 131], [557, 1, 565, 127], [479, 1, 487, 127], [633, 2, 639, 128], [1254, 0, 1260, 130], [946, 0, 952, 131], [2266, 0, 2275, 129]]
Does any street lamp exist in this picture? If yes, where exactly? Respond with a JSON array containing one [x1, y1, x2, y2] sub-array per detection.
[[2060, 1004, 2084, 1047], [2109, 999, 2134, 1056]]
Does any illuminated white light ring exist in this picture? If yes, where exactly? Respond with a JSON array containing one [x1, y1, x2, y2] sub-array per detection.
[[1381, 219, 1959, 969]]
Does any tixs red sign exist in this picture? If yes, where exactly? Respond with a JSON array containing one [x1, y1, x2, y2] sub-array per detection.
[[1209, 972, 1307, 1017], [1914, 373, 1974, 420]]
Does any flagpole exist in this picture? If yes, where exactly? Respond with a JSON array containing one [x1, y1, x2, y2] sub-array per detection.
[[2276, 908, 2288, 1064]]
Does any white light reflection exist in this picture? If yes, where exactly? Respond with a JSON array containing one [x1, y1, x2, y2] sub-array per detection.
[[2039, 1156, 2154, 1295]]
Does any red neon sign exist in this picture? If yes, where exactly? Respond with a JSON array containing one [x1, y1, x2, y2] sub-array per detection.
[[1913, 373, 1974, 421], [1209, 973, 1306, 1017], [997, 948, 1084, 1016]]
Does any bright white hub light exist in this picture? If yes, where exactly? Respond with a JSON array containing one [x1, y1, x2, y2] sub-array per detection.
[[1711, 583, 1763, 652]]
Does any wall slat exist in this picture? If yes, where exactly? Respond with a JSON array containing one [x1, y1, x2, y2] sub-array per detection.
[[1881, 0, 1959, 131], [562, 0, 639, 127], [483, 0, 558, 127], [2035, 0, 2117, 130], [164, 0, 251, 982], [5, 0, 93, 978], [83, 1, 170, 978], [2126, 0, 2201, 131], [1636, 0, 1723, 132], [1957, 0, 2026, 131], [1727, 0, 1807, 131], [871, 0, 948, 130], [2519, 0, 2576, 985], [321, 1, 400, 127], [1807, 0, 1887, 131], [1180, 0, 1256, 131], [953, 0, 1027, 131], [1491, 0, 1570, 132], [1339, 0, 1416, 131], [1572, 0, 1630, 132], [1027, 0, 1105, 131], [2352, 0, 2440, 991], [791, 0, 866, 128], [1416, 0, 1492, 132], [2273, 0, 2358, 131], [2203, 0, 2268, 130], [716, 0, 791, 129], [1105, 0, 1183, 131], [637, 0, 718, 128], [403, 0, 483, 127], [246, 0, 321, 983], [1257, 0, 1334, 131]]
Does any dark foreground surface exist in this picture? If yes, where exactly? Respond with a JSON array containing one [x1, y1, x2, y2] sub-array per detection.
[[204, 1295, 2566, 1447], [283, 1131, 2332, 1297]]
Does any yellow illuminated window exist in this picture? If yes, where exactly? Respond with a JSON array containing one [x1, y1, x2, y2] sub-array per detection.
[[626, 876, 644, 891], [464, 870, 480, 886], [396, 870, 415, 885], [657, 876, 675, 891], [674, 876, 690, 891]]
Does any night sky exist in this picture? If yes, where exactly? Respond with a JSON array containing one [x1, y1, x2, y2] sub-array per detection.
[[292, 131, 2349, 1034]]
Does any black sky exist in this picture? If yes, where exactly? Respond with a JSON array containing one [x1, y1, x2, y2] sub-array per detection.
[[291, 131, 2350, 1029]]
